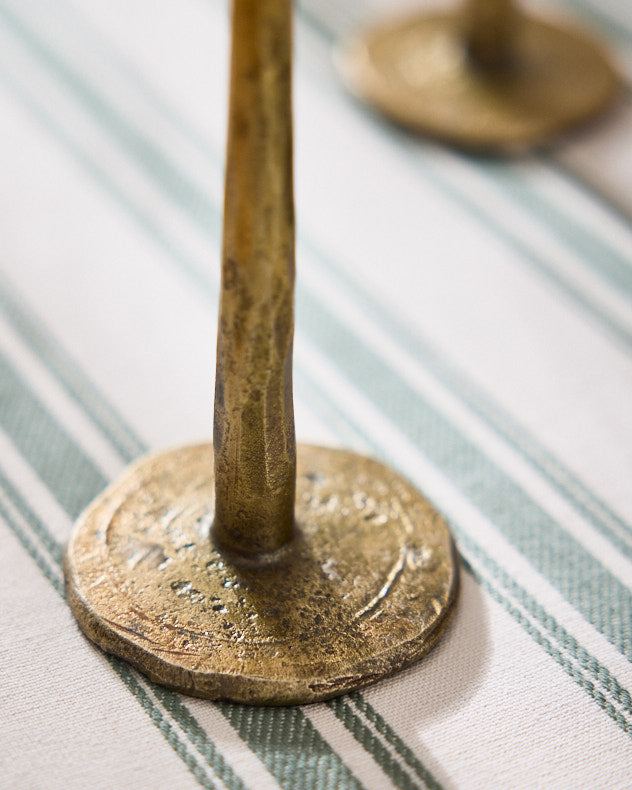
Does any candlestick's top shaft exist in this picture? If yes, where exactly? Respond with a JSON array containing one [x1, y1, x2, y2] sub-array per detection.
[[213, 0, 296, 558]]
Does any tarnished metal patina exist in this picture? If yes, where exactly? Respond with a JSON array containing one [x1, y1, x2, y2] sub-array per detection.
[[340, 0, 621, 151], [65, 444, 458, 704], [65, 0, 458, 704]]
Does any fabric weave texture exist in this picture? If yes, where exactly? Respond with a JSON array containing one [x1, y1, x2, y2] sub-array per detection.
[[1, 0, 631, 788]]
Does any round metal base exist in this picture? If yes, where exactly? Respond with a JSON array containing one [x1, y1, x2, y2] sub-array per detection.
[[340, 12, 620, 151], [65, 444, 458, 704]]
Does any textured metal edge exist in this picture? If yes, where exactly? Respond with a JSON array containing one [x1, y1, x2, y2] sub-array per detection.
[[64, 444, 460, 705]]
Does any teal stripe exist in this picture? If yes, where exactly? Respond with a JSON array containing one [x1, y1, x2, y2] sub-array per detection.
[[0, 274, 144, 463], [0, 483, 220, 790], [2, 0, 628, 724], [1, 0, 632, 776], [112, 658, 221, 790], [3, 0, 632, 362], [463, 555, 632, 736], [549, 158, 632, 228], [327, 697, 438, 790], [5, 0, 631, 561], [0, 493, 64, 597], [299, 291, 632, 659], [299, 367, 632, 735], [564, 0, 632, 47], [0, 4, 220, 242], [0, 351, 106, 520], [379, 149, 632, 354], [0, 68, 210, 300], [0, 467, 62, 566], [297, 4, 632, 341], [302, 232, 632, 559], [455, 531, 632, 718], [348, 694, 444, 790], [217, 703, 366, 790], [0, 273, 440, 789], [483, 162, 632, 300], [0, 329, 367, 790], [151, 689, 249, 790], [6, 0, 631, 573]]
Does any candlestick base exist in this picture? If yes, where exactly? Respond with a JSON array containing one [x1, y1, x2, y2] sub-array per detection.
[[65, 443, 458, 705], [339, 11, 620, 151]]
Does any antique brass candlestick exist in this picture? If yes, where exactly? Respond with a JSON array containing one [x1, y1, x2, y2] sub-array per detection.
[[340, 0, 621, 151], [64, 0, 458, 705]]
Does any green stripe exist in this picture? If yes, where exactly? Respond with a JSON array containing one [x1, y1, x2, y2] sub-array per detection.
[[327, 697, 438, 790], [0, 3, 220, 242], [549, 158, 632, 228], [299, 295, 632, 658], [3, 0, 631, 362], [348, 694, 443, 790], [217, 703, 365, 790], [151, 689, 249, 790], [455, 531, 632, 718], [299, 368, 632, 733], [5, 0, 632, 561], [6, 0, 632, 566], [0, 467, 62, 566], [0, 493, 64, 596], [0, 271, 439, 789], [0, 484, 219, 790], [0, 351, 106, 520], [0, 67, 210, 299], [296, 4, 632, 344], [0, 0, 628, 772], [0, 274, 144, 463], [463, 555, 632, 736], [112, 658, 221, 790], [483, 163, 632, 299], [563, 0, 632, 48], [373, 153, 632, 354], [0, 360, 304, 790], [7, 0, 631, 571], [302, 232, 632, 559], [0, 334, 366, 790]]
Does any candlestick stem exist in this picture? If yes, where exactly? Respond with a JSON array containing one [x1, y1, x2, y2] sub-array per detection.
[[461, 0, 519, 71], [213, 0, 296, 558]]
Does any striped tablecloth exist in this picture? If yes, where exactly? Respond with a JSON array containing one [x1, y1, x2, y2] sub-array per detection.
[[1, 1, 631, 788]]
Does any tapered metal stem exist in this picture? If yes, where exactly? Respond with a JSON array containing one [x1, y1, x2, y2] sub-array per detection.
[[213, 0, 296, 558], [461, 0, 519, 71]]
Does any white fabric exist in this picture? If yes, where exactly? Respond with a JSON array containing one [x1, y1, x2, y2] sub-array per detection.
[[1, 1, 631, 788]]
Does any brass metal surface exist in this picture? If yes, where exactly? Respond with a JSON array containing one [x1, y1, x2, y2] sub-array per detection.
[[340, 1, 621, 151], [214, 0, 296, 558], [65, 0, 459, 704], [65, 444, 458, 704]]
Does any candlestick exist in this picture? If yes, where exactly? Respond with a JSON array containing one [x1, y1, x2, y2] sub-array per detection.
[[340, 0, 621, 151], [65, 0, 458, 705]]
